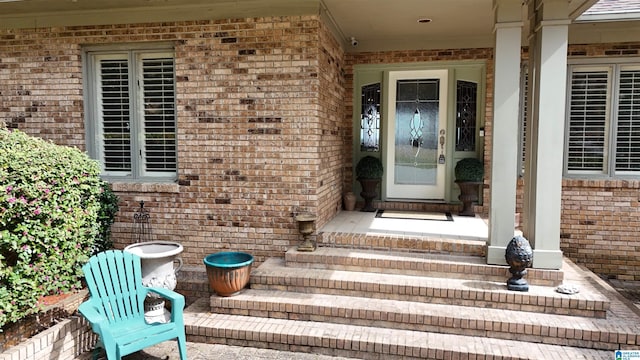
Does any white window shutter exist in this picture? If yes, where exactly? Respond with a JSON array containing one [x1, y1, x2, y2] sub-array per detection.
[[615, 67, 640, 173], [140, 56, 177, 176], [519, 65, 528, 176], [99, 58, 132, 174], [567, 68, 610, 173]]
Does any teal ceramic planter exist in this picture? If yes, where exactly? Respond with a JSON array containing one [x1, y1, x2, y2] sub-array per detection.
[[203, 252, 253, 296]]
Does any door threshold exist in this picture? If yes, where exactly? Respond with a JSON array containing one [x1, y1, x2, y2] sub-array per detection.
[[384, 198, 447, 204]]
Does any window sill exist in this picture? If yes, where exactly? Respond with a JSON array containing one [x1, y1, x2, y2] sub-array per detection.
[[110, 182, 180, 193], [562, 178, 640, 189]]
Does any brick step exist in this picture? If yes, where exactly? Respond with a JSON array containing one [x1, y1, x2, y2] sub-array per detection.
[[211, 289, 639, 350], [285, 247, 563, 287], [251, 258, 609, 318], [319, 232, 487, 257], [185, 299, 612, 359]]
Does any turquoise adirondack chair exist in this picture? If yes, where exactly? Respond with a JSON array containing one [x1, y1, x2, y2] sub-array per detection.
[[79, 250, 187, 360]]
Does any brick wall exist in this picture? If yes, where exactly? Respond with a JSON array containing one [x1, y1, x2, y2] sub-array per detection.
[[0, 291, 95, 360], [561, 42, 640, 280], [0, 291, 88, 352], [0, 32, 85, 148], [516, 42, 640, 280], [0, 15, 346, 268], [560, 179, 640, 280], [316, 22, 346, 226], [0, 316, 95, 360], [2, 17, 639, 281]]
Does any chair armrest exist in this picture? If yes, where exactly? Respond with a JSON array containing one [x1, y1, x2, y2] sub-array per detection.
[[79, 299, 107, 322], [78, 299, 108, 332], [146, 287, 185, 310]]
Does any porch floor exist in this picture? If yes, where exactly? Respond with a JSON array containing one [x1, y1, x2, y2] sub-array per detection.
[[320, 210, 489, 241]]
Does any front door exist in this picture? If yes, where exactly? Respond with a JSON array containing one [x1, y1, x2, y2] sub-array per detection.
[[385, 70, 448, 200]]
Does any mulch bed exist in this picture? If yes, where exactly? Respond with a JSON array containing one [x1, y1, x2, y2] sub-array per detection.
[[0, 290, 88, 353]]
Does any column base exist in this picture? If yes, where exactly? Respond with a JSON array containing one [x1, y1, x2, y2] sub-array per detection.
[[488, 246, 563, 269], [487, 245, 508, 266], [532, 249, 563, 269]]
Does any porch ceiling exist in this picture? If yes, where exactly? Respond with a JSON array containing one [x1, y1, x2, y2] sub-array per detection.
[[322, 0, 494, 52], [0, 0, 609, 52]]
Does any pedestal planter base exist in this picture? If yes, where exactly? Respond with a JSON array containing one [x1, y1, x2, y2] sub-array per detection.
[[204, 252, 254, 297], [295, 213, 317, 252], [124, 241, 183, 323], [455, 180, 482, 217], [358, 178, 380, 212]]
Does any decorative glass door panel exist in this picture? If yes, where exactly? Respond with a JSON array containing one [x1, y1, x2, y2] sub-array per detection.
[[386, 70, 448, 199], [360, 83, 381, 152], [394, 79, 439, 185]]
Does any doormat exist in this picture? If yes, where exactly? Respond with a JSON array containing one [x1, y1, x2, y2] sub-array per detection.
[[375, 210, 453, 221]]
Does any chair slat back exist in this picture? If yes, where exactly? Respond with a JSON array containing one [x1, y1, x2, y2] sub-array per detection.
[[82, 250, 146, 324]]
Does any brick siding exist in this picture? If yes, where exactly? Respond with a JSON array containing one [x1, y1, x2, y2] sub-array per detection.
[[1, 16, 639, 280], [0, 291, 95, 360], [316, 23, 347, 226], [518, 43, 640, 280], [560, 179, 640, 280], [0, 16, 346, 268], [0, 316, 95, 360]]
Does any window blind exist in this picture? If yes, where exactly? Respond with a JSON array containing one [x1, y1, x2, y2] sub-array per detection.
[[519, 66, 528, 175], [567, 70, 610, 172], [615, 68, 640, 172], [99, 59, 132, 172], [140, 57, 177, 174]]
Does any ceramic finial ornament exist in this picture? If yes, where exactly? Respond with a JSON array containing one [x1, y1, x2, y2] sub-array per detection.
[[505, 235, 533, 291]]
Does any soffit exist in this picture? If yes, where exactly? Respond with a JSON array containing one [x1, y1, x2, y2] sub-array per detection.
[[0, 0, 320, 29], [0, 0, 498, 52], [0, 0, 623, 53], [321, 0, 495, 52]]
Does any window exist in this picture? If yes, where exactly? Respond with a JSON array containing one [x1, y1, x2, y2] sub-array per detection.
[[518, 64, 528, 176], [85, 47, 177, 181], [565, 63, 640, 176], [360, 83, 381, 152], [455, 80, 478, 152]]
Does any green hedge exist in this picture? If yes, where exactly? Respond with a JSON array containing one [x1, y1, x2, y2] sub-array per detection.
[[0, 128, 116, 329], [93, 182, 119, 256]]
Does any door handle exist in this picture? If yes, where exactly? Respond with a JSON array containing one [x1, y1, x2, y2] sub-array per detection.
[[439, 130, 446, 164]]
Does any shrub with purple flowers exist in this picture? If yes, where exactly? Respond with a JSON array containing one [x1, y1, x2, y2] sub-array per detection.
[[0, 128, 109, 329]]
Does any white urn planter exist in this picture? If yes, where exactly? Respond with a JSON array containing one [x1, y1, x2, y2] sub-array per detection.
[[123, 241, 183, 324]]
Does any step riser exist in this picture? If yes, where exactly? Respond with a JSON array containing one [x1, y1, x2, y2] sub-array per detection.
[[211, 298, 626, 350], [286, 259, 562, 287], [250, 280, 607, 319], [186, 334, 392, 360], [285, 248, 564, 288], [188, 327, 621, 356], [184, 305, 613, 360], [186, 332, 497, 360], [320, 233, 486, 257]]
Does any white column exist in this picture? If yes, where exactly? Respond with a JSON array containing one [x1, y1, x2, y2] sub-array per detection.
[[522, 0, 569, 269], [486, 1, 523, 265]]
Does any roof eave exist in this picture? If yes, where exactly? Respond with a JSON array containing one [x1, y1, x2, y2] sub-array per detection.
[[575, 12, 640, 22]]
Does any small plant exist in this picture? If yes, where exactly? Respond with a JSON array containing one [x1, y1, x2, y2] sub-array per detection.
[[355, 156, 384, 179], [0, 128, 109, 329], [93, 182, 119, 255], [454, 158, 484, 182]]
